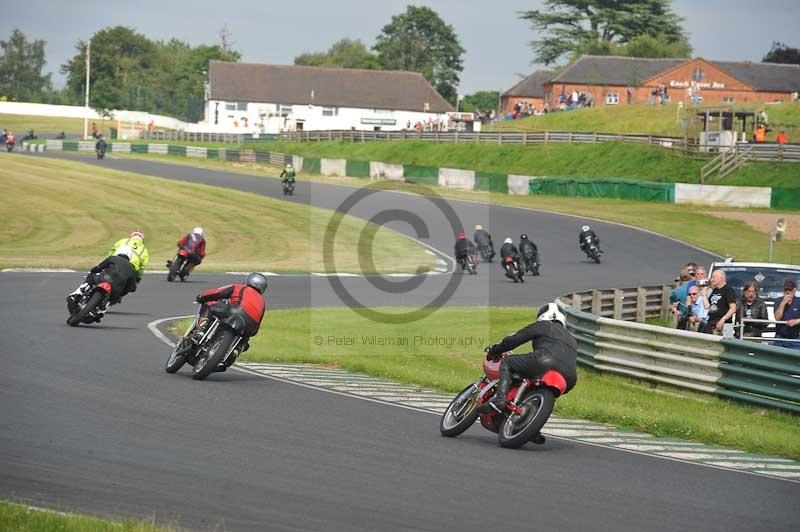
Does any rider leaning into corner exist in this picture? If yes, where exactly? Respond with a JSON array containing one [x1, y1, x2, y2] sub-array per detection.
[[67, 246, 139, 320], [171, 227, 206, 274], [108, 230, 149, 284], [280, 163, 296, 182], [579, 225, 601, 255], [477, 303, 578, 444], [473, 224, 495, 259], [453, 231, 476, 270]]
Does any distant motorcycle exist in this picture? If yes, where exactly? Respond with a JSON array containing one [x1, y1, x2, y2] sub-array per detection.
[[521, 251, 540, 276], [96, 146, 106, 159], [582, 236, 602, 264], [165, 306, 248, 380], [440, 352, 569, 448], [503, 256, 524, 283], [166, 249, 191, 282], [458, 251, 478, 275], [65, 272, 115, 326], [22, 130, 37, 141], [477, 244, 494, 262], [282, 178, 295, 195]]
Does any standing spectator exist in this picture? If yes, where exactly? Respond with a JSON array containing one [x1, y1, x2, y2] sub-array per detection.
[[91, 122, 98, 139], [685, 285, 709, 332], [774, 279, 800, 349], [754, 125, 767, 143], [702, 270, 737, 335], [776, 130, 788, 144], [736, 282, 768, 338], [670, 267, 694, 328], [626, 87, 633, 104]]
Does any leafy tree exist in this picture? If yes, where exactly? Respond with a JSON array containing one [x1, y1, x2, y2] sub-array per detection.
[[624, 33, 691, 59], [520, 0, 689, 65], [461, 91, 500, 113], [295, 39, 379, 69], [763, 42, 800, 64], [0, 29, 52, 101], [374, 5, 465, 104]]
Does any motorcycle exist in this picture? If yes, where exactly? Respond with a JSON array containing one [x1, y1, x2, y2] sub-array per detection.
[[503, 256, 524, 283], [458, 251, 478, 275], [282, 178, 295, 196], [65, 272, 115, 326], [6, 139, 14, 152], [521, 251, 540, 276], [22, 130, 37, 141], [166, 249, 192, 282], [96, 144, 106, 159], [165, 305, 247, 380], [477, 244, 494, 262], [582, 236, 602, 264], [440, 353, 568, 448]]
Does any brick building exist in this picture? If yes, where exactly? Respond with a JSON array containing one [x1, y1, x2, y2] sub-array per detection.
[[500, 69, 554, 113]]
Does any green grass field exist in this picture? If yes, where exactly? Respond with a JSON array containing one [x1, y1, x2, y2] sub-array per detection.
[[172, 306, 800, 460], [0, 501, 173, 531], [490, 102, 800, 142], [0, 155, 434, 273]]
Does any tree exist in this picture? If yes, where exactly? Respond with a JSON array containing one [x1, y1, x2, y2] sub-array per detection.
[[520, 0, 689, 65], [763, 42, 800, 65], [0, 29, 52, 101], [625, 33, 691, 59], [373, 5, 465, 104], [461, 91, 500, 113], [295, 39, 379, 69]]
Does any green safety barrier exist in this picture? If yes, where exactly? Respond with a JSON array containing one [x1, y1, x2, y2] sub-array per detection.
[[403, 165, 439, 186], [130, 144, 148, 153], [206, 148, 219, 159], [168, 145, 186, 156], [530, 177, 675, 202], [62, 141, 78, 151], [770, 187, 800, 210], [224, 150, 240, 162], [346, 160, 370, 178], [475, 171, 509, 193], [302, 157, 321, 174]]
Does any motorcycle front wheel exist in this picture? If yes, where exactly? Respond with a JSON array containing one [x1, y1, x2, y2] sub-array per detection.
[[497, 388, 554, 449], [167, 256, 183, 282], [192, 329, 235, 380], [67, 292, 104, 327], [440, 383, 480, 437], [165, 339, 190, 373]]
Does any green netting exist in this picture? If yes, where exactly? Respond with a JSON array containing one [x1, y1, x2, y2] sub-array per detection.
[[346, 160, 370, 178], [168, 145, 186, 156], [529, 177, 674, 202], [403, 165, 439, 186], [303, 157, 321, 174], [475, 171, 508, 193], [771, 188, 800, 210], [62, 142, 78, 151], [130, 144, 148, 153]]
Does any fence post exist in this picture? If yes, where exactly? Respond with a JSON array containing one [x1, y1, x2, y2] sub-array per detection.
[[316, 131, 321, 142], [661, 286, 672, 321], [350, 129, 355, 142], [544, 131, 549, 144], [592, 132, 597, 143], [361, 130, 365, 143], [523, 131, 528, 146], [571, 293, 581, 309], [591, 290, 602, 315], [306, 131, 310, 142], [435, 129, 440, 142], [636, 287, 647, 323], [455, 131, 459, 144], [476, 130, 481, 143], [498, 131, 502, 145], [388, 131, 392, 142], [328, 130, 332, 141], [568, 132, 573, 143], [613, 289, 624, 320]]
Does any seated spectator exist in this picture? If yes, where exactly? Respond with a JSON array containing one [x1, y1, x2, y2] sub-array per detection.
[[702, 270, 736, 335], [685, 285, 709, 332], [736, 282, 768, 338], [774, 279, 800, 349], [776, 130, 788, 144]]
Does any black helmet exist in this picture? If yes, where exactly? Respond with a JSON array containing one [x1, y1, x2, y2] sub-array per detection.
[[245, 272, 268, 294], [520, 234, 528, 240]]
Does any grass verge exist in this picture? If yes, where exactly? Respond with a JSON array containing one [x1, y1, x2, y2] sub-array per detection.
[[170, 306, 800, 460], [0, 154, 434, 273], [115, 149, 800, 263], [0, 500, 173, 531]]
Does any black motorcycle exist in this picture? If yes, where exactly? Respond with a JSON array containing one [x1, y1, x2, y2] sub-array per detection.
[[477, 244, 494, 262], [458, 251, 478, 275], [22, 130, 37, 141], [66, 272, 114, 326], [96, 145, 106, 159], [282, 178, 295, 195], [503, 256, 525, 283], [165, 307, 248, 380], [166, 250, 191, 282], [521, 251, 540, 276], [582, 236, 602, 264]]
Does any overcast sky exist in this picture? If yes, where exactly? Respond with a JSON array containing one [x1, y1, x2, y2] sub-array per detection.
[[3, 0, 799, 94]]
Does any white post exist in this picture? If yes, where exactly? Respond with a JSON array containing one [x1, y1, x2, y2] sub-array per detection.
[[83, 39, 91, 140]]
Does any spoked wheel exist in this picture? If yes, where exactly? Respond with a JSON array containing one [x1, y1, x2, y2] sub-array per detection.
[[497, 388, 555, 449], [67, 292, 104, 327], [192, 329, 235, 380], [167, 257, 182, 282], [440, 383, 481, 437], [165, 339, 190, 373]]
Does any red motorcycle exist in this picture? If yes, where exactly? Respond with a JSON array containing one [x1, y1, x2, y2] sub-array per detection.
[[503, 256, 524, 283], [439, 354, 568, 448], [166, 248, 191, 282]]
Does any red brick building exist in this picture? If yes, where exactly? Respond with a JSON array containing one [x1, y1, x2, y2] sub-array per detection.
[[500, 69, 554, 113], [543, 55, 800, 107]]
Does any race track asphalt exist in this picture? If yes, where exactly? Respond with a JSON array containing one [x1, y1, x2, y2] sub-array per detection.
[[2, 151, 797, 531]]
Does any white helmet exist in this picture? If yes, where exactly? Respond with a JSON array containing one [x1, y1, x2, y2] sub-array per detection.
[[504, 237, 513, 244], [192, 227, 204, 236], [115, 245, 133, 259], [537, 302, 566, 326], [581, 225, 590, 232]]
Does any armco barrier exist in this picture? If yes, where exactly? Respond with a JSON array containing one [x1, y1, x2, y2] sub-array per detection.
[[558, 292, 800, 414]]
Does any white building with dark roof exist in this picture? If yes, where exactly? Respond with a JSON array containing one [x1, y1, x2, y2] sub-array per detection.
[[203, 61, 453, 133]]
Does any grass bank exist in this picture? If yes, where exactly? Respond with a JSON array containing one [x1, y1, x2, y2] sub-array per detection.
[[0, 155, 434, 273], [172, 307, 800, 459], [0, 500, 173, 531], [116, 149, 800, 263]]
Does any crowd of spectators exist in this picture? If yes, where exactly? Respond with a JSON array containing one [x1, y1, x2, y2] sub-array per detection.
[[669, 263, 800, 348]]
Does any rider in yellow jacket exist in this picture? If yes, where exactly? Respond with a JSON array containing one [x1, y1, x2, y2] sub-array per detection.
[[107, 230, 149, 281]]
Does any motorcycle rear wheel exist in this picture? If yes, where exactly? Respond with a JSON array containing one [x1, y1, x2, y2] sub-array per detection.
[[193, 329, 235, 380], [497, 388, 554, 449], [67, 292, 104, 327], [440, 384, 480, 437]]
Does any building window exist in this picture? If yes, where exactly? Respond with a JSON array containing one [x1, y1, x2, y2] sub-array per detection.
[[278, 104, 293, 115], [322, 107, 338, 117], [723, 96, 735, 104], [236, 102, 248, 111], [225, 102, 236, 111], [606, 92, 619, 105]]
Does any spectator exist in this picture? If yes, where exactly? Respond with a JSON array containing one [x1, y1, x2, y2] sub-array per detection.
[[736, 281, 768, 338], [670, 267, 694, 328], [91, 122, 98, 139], [626, 87, 633, 104], [685, 285, 709, 332], [754, 125, 767, 143], [774, 279, 800, 349], [702, 270, 736, 335], [776, 130, 788, 144]]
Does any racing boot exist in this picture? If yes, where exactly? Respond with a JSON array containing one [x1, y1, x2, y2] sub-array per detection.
[[477, 362, 512, 414]]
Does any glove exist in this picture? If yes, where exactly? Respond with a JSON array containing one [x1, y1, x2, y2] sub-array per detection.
[[484, 345, 501, 361], [195, 295, 204, 304]]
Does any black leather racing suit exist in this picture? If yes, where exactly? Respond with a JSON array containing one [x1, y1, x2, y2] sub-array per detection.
[[86, 255, 138, 302], [473, 229, 495, 257], [579, 229, 599, 253]]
